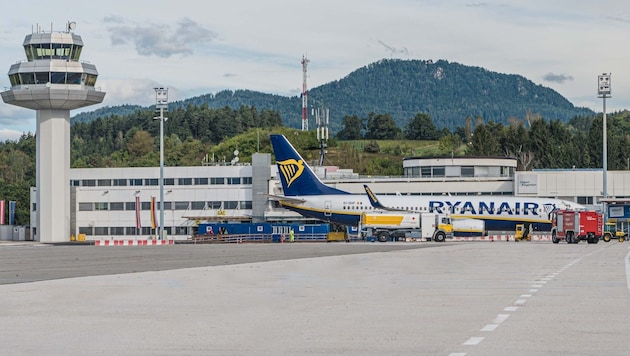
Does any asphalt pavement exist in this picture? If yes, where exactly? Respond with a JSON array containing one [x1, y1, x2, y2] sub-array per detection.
[[0, 240, 628, 355]]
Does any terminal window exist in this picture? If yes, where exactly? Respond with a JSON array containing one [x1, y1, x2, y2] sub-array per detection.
[[577, 196, 594, 204], [224, 201, 238, 209], [432, 166, 445, 177], [82, 180, 96, 187], [227, 177, 241, 185], [461, 166, 475, 177], [178, 178, 193, 185], [210, 178, 225, 185], [191, 201, 205, 210], [194, 178, 209, 185]]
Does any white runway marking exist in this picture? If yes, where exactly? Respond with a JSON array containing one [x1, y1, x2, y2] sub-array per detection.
[[463, 337, 484, 345], [448, 353, 467, 356], [520, 294, 532, 298], [482, 313, 510, 331], [532, 284, 543, 288], [493, 314, 510, 324], [514, 299, 527, 306], [529, 289, 538, 293], [504, 306, 519, 312]]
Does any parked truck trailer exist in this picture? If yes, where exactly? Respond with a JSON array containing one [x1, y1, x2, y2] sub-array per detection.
[[361, 212, 454, 242]]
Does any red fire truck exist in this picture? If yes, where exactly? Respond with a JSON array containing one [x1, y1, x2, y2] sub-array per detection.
[[551, 210, 603, 244]]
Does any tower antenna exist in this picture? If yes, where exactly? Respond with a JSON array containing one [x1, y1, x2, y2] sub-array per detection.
[[301, 54, 309, 131]]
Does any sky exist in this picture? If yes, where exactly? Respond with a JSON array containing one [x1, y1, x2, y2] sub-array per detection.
[[1, 0, 629, 141]]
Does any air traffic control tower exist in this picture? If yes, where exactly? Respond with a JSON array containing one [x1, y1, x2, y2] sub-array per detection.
[[1, 23, 105, 242]]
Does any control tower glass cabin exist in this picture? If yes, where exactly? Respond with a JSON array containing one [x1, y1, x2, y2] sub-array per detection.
[[3, 28, 104, 109]]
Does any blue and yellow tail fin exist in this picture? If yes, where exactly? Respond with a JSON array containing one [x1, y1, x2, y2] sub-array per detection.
[[270, 134, 349, 196]]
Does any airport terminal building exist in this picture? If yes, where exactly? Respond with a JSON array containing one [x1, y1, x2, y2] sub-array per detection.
[[28, 154, 630, 241]]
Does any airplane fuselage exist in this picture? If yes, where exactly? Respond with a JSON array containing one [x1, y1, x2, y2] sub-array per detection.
[[280, 194, 581, 232]]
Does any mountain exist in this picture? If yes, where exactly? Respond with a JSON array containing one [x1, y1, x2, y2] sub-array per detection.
[[72, 104, 144, 124], [72, 59, 594, 132]]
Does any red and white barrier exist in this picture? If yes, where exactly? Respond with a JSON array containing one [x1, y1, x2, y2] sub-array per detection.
[[450, 234, 551, 242], [95, 239, 174, 246], [399, 234, 552, 242]]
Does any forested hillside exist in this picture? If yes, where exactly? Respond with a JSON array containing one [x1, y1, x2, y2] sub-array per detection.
[[72, 59, 594, 132]]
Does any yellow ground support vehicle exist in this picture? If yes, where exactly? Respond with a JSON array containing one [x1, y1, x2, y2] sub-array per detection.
[[603, 222, 626, 242], [514, 224, 531, 241], [361, 212, 453, 242]]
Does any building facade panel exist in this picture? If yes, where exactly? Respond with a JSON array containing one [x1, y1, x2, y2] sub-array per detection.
[[26, 155, 630, 241]]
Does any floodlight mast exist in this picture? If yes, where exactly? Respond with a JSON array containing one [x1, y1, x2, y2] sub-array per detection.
[[597, 74, 611, 203], [154, 87, 168, 240]]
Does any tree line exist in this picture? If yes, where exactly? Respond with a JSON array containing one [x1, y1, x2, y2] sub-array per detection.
[[335, 110, 630, 171]]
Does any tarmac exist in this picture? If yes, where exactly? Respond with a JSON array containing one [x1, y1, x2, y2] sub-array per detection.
[[0, 240, 629, 355]]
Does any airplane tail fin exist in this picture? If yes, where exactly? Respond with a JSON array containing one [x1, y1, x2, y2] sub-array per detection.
[[270, 134, 349, 196]]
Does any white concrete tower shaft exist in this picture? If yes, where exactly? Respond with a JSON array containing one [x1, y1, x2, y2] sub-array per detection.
[[1, 24, 105, 242]]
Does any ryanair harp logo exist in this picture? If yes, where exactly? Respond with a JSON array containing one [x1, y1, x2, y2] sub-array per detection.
[[277, 159, 304, 187]]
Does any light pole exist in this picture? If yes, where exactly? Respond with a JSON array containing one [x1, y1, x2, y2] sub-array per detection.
[[597, 74, 611, 201], [154, 87, 168, 240]]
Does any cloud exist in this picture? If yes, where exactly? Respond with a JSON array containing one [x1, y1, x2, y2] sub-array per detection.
[[607, 15, 630, 23], [465, 3, 488, 7], [377, 40, 409, 57], [0, 128, 28, 142], [104, 17, 218, 58], [542, 72, 574, 84]]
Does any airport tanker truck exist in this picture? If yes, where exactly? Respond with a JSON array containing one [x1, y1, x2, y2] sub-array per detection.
[[551, 210, 603, 244], [361, 212, 454, 242]]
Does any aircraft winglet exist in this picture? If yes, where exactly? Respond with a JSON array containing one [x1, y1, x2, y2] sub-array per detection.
[[363, 184, 405, 211]]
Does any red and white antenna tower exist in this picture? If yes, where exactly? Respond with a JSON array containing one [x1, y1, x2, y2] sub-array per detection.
[[301, 54, 309, 131]]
